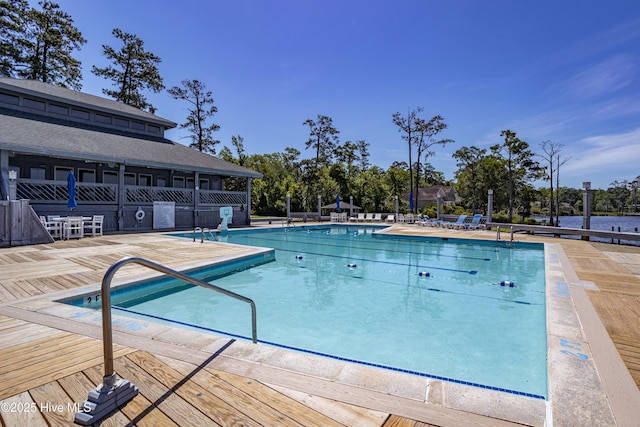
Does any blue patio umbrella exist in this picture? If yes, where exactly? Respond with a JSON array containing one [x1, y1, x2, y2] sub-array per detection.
[[67, 171, 77, 209], [408, 191, 414, 211], [336, 195, 340, 211]]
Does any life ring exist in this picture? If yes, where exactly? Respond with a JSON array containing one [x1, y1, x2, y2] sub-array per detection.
[[135, 209, 145, 221]]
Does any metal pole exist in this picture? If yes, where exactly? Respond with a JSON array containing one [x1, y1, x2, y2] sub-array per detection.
[[582, 182, 591, 240], [487, 189, 494, 223], [286, 193, 290, 219], [350, 195, 354, 218], [395, 195, 399, 219]]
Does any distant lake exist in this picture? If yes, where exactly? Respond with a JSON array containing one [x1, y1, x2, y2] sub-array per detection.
[[556, 215, 640, 232], [545, 215, 640, 245]]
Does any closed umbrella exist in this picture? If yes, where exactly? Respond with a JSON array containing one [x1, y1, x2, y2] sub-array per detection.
[[336, 195, 340, 211], [408, 191, 413, 212], [67, 171, 77, 209]]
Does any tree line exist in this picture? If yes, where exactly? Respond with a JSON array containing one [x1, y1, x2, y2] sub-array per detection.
[[2, 2, 637, 220]]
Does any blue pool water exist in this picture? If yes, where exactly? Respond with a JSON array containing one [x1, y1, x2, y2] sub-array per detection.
[[70, 225, 548, 398]]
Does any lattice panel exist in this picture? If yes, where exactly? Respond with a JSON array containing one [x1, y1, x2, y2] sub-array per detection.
[[199, 191, 246, 205], [126, 187, 193, 204]]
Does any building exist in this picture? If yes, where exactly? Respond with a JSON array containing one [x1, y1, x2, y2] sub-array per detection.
[[0, 78, 262, 233], [406, 185, 459, 211]]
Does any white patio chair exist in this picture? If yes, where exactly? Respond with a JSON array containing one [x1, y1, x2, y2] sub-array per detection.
[[84, 215, 104, 237], [64, 216, 84, 239]]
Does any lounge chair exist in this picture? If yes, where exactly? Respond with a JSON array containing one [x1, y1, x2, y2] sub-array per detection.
[[372, 213, 383, 222], [330, 212, 338, 222], [444, 215, 468, 229], [397, 214, 405, 223], [464, 214, 486, 230], [405, 213, 415, 224], [386, 214, 395, 223], [365, 213, 374, 222], [417, 215, 435, 226], [353, 213, 365, 222]]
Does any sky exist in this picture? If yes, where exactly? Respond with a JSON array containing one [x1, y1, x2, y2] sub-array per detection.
[[33, 0, 640, 190]]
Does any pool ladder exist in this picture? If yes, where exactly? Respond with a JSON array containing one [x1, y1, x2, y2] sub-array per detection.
[[495, 226, 515, 244], [193, 226, 217, 242], [76, 256, 257, 425]]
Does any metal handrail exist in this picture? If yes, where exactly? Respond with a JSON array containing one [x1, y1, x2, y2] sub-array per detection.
[[99, 256, 257, 389], [193, 226, 219, 242]]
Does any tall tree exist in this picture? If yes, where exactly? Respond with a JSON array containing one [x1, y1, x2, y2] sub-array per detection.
[[92, 28, 164, 112], [453, 146, 487, 213], [413, 114, 454, 211], [539, 140, 563, 226], [303, 115, 340, 169], [167, 79, 220, 153], [12, 1, 85, 89], [392, 107, 422, 213], [230, 134, 246, 166], [491, 130, 541, 221], [0, 0, 29, 77]]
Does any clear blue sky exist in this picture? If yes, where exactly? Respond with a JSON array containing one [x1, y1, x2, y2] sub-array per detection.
[[44, 0, 640, 190]]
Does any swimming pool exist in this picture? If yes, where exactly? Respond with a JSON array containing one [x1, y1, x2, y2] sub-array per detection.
[[68, 225, 547, 398]]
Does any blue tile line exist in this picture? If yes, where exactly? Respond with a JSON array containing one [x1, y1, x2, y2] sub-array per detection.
[[113, 306, 546, 401], [277, 248, 480, 275], [237, 233, 494, 262]]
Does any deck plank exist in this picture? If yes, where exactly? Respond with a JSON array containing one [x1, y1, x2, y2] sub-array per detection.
[[0, 391, 48, 427], [57, 371, 132, 427], [113, 354, 219, 427], [130, 351, 285, 426], [82, 363, 180, 427], [28, 381, 76, 427]]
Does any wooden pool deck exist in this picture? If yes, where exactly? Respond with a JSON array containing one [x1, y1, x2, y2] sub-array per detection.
[[0, 226, 639, 426]]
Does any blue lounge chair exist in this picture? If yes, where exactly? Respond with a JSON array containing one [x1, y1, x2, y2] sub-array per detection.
[[445, 215, 468, 229], [465, 214, 486, 230], [456, 214, 485, 230]]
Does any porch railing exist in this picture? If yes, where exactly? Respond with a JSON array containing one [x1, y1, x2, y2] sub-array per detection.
[[16, 179, 246, 206]]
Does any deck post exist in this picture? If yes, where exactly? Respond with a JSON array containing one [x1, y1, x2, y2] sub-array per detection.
[[286, 193, 290, 219], [582, 182, 591, 240], [487, 189, 493, 223]]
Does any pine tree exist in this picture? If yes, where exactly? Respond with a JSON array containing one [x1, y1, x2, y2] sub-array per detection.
[[0, 0, 29, 77], [92, 28, 164, 113], [167, 79, 220, 154], [2, 1, 85, 89]]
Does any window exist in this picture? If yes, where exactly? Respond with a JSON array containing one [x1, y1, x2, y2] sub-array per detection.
[[54, 167, 73, 181], [30, 167, 46, 180], [147, 124, 160, 134], [49, 104, 69, 116], [114, 117, 129, 128], [156, 178, 166, 187], [71, 108, 90, 120], [24, 97, 45, 110], [103, 171, 118, 184], [186, 178, 195, 189], [139, 174, 152, 186], [173, 176, 185, 188], [0, 93, 19, 105], [95, 113, 112, 124], [79, 169, 96, 183], [131, 121, 145, 131], [124, 173, 136, 185], [199, 179, 209, 190]]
